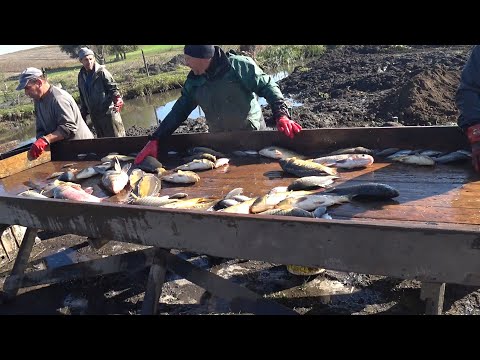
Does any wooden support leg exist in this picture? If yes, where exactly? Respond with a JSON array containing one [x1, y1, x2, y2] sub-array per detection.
[[87, 237, 111, 250], [141, 249, 169, 315], [1, 228, 39, 302], [420, 282, 445, 315]]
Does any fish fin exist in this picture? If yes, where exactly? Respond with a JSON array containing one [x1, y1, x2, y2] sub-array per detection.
[[114, 158, 121, 172]]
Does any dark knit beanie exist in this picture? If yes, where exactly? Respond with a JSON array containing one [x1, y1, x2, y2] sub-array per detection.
[[184, 45, 215, 59]]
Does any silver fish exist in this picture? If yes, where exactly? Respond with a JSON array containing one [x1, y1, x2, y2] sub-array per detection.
[[58, 170, 77, 182], [386, 149, 415, 160], [187, 147, 226, 158], [137, 156, 165, 175], [434, 150, 471, 164], [313, 206, 327, 218], [175, 159, 215, 171], [101, 154, 136, 163], [214, 158, 230, 168], [279, 158, 337, 177], [275, 194, 350, 211], [373, 148, 400, 157], [327, 147, 374, 156], [53, 185, 103, 203], [325, 182, 399, 200], [183, 153, 217, 163], [287, 176, 338, 191], [131, 195, 177, 207], [76, 166, 99, 180], [213, 199, 239, 210], [101, 159, 131, 194], [394, 154, 435, 166], [334, 154, 374, 169], [259, 207, 315, 218], [136, 174, 162, 198], [161, 170, 200, 184], [224, 188, 243, 199], [18, 190, 49, 199], [251, 192, 292, 213], [259, 146, 304, 160]]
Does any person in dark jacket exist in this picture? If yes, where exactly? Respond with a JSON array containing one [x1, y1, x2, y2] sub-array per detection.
[[16, 67, 94, 159], [456, 45, 480, 171], [134, 45, 302, 164], [77, 47, 126, 138]]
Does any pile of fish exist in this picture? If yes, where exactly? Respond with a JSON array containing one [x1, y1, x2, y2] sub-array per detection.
[[24, 141, 473, 219]]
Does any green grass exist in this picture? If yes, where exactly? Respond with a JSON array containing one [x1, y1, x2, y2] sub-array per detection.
[[106, 45, 183, 63]]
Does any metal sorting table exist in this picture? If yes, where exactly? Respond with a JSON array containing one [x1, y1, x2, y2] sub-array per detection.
[[0, 126, 478, 315]]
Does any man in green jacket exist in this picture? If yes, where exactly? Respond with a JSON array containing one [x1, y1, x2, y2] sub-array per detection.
[[77, 47, 126, 138], [134, 45, 302, 164]]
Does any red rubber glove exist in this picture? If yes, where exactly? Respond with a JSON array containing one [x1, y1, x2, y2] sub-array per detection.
[[29, 137, 49, 159], [276, 115, 302, 139], [134, 139, 159, 165], [467, 124, 480, 172], [113, 95, 124, 112]]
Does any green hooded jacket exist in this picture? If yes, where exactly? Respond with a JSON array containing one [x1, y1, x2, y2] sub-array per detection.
[[151, 46, 289, 140]]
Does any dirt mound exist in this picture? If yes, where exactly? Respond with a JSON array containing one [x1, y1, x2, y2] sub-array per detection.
[[372, 65, 461, 125], [279, 45, 472, 128], [126, 118, 209, 137], [140, 54, 186, 75]]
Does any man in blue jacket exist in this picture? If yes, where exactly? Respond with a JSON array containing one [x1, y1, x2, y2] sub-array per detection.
[[135, 45, 302, 164], [456, 45, 480, 171]]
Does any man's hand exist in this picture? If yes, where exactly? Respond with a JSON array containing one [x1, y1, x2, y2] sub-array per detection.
[[29, 137, 49, 159], [276, 115, 302, 139], [467, 124, 480, 172], [113, 95, 124, 112], [134, 139, 159, 165]]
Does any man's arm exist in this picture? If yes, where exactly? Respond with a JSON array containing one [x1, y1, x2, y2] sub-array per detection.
[[230, 56, 301, 138], [135, 85, 196, 165], [53, 96, 79, 140], [101, 67, 121, 98], [230, 56, 290, 119], [150, 86, 197, 141]]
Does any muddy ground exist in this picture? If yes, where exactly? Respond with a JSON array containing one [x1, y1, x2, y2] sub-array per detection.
[[2, 45, 479, 315]]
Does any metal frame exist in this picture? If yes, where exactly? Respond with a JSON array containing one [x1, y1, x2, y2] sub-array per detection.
[[0, 126, 477, 314]]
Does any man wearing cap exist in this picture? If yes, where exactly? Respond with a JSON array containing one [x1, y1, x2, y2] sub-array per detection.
[[16, 67, 94, 159], [77, 47, 126, 138], [134, 45, 302, 164]]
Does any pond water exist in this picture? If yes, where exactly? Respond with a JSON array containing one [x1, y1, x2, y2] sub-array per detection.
[[10, 69, 302, 146]]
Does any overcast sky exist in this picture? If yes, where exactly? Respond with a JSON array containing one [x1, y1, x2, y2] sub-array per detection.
[[0, 45, 44, 56]]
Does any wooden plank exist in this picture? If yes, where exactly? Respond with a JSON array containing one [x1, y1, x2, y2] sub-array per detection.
[[161, 248, 297, 315], [141, 249, 168, 315], [11, 247, 156, 288], [420, 282, 445, 315], [2, 228, 38, 300], [329, 203, 480, 225], [0, 148, 51, 179], [0, 227, 18, 261], [50, 126, 469, 161], [2, 196, 480, 286]]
